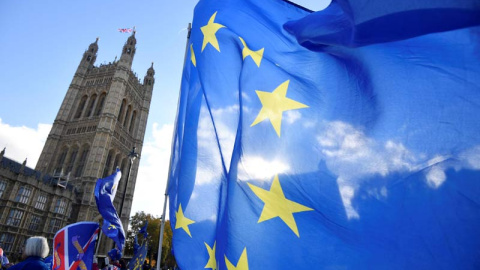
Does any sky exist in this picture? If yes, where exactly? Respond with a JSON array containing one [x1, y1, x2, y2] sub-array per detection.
[[0, 0, 329, 219]]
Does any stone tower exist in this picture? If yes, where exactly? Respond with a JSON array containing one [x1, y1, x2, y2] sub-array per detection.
[[35, 32, 154, 253]]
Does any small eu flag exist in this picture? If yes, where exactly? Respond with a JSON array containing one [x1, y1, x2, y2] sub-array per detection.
[[168, 0, 480, 269]]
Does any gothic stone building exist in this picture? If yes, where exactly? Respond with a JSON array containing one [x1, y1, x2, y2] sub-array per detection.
[[0, 32, 154, 257]]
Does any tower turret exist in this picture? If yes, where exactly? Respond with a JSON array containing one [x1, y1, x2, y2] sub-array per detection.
[[79, 37, 98, 70], [143, 62, 155, 87], [119, 31, 136, 68]]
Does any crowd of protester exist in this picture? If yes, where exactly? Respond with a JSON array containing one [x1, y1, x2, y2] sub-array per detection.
[[0, 238, 173, 270]]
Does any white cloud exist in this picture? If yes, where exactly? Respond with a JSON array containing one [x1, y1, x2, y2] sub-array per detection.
[[338, 178, 359, 219], [318, 121, 416, 181], [238, 156, 290, 181], [459, 146, 480, 170], [315, 121, 480, 219], [425, 165, 446, 189], [0, 118, 50, 167], [316, 121, 416, 219], [285, 110, 301, 124], [131, 123, 174, 218]]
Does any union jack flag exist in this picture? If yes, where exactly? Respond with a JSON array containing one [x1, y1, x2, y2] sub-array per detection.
[[118, 28, 133, 33]]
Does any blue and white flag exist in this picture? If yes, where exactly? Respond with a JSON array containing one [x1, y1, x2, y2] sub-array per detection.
[[94, 168, 125, 251], [168, 0, 480, 269]]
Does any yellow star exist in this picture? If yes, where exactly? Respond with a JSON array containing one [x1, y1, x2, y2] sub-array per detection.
[[250, 80, 308, 137], [225, 248, 249, 270], [190, 43, 196, 67], [239, 37, 264, 67], [201, 12, 226, 52], [248, 175, 313, 237], [175, 204, 195, 237], [204, 241, 217, 270]]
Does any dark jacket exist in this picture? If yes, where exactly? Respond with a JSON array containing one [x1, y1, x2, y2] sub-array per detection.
[[8, 256, 49, 270]]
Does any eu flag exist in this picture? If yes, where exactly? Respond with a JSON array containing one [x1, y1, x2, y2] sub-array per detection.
[[52, 222, 100, 270], [94, 168, 126, 251], [168, 0, 480, 269], [127, 241, 147, 270]]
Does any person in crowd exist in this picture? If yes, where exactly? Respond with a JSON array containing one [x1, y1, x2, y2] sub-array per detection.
[[92, 256, 100, 270], [8, 236, 49, 270], [103, 249, 122, 270], [142, 260, 151, 270], [43, 255, 52, 270], [0, 247, 9, 269], [119, 259, 127, 270]]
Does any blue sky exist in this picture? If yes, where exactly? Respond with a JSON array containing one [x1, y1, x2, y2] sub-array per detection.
[[0, 0, 329, 218]]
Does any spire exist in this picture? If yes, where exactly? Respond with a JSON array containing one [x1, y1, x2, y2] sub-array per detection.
[[119, 31, 137, 68], [79, 37, 99, 69], [144, 62, 155, 86]]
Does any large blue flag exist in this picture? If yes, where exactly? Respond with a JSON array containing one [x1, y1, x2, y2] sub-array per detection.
[[94, 168, 126, 251], [168, 0, 480, 269], [52, 222, 100, 270]]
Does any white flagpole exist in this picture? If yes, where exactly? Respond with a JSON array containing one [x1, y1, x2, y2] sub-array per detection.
[[156, 22, 192, 270]]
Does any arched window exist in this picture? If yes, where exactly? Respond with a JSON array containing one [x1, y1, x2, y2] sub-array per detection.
[[74, 145, 90, 177], [55, 147, 69, 174], [75, 95, 88, 119], [95, 93, 106, 116], [129, 111, 137, 133], [103, 150, 115, 178], [86, 94, 97, 117], [120, 158, 128, 174], [65, 147, 79, 174], [118, 99, 126, 122], [112, 154, 121, 173], [123, 105, 132, 127]]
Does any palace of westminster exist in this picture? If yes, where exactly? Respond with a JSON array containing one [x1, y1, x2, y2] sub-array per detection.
[[0, 32, 154, 257]]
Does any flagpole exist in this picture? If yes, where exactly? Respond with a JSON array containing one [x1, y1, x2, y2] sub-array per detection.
[[156, 22, 191, 270], [95, 230, 103, 255]]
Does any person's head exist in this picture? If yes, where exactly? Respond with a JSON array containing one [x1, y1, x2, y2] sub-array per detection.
[[24, 236, 49, 258], [107, 248, 121, 262], [119, 259, 127, 268], [0, 247, 3, 256]]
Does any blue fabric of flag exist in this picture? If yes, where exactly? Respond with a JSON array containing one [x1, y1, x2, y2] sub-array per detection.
[[139, 221, 148, 239], [94, 168, 126, 251], [284, 0, 480, 48], [127, 241, 147, 270], [167, 0, 480, 269], [133, 235, 140, 255]]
